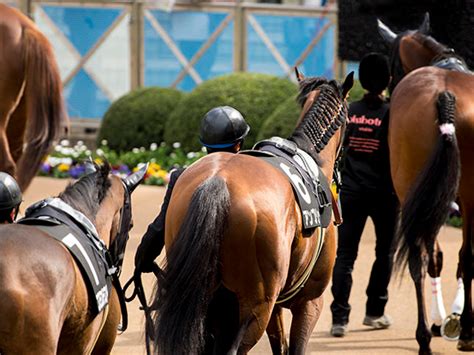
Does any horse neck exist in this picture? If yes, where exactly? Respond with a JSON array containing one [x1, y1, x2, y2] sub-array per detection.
[[316, 130, 341, 181], [400, 33, 448, 74], [94, 182, 122, 247]]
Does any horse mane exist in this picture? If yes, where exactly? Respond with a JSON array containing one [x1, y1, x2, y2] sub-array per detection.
[[58, 163, 111, 221], [289, 77, 346, 157]]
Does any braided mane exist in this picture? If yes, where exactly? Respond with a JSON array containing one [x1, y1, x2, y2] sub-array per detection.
[[289, 77, 346, 156]]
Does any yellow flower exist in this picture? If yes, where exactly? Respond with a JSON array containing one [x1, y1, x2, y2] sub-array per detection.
[[94, 158, 103, 165], [58, 163, 70, 172], [157, 169, 167, 179]]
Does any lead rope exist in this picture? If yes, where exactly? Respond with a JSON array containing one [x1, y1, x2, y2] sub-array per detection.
[[123, 262, 162, 355]]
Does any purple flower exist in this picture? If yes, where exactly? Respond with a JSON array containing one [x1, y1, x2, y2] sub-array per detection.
[[69, 165, 86, 179], [119, 164, 131, 174], [41, 163, 51, 174]]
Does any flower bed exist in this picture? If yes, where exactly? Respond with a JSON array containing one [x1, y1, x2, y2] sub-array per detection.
[[40, 140, 206, 186]]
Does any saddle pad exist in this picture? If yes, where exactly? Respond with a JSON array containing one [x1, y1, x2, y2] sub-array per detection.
[[258, 155, 328, 229], [19, 205, 111, 314]]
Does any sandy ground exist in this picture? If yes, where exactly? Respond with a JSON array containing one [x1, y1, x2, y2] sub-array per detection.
[[23, 177, 466, 355]]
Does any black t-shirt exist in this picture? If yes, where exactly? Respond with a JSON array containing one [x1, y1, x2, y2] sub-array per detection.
[[340, 95, 393, 194]]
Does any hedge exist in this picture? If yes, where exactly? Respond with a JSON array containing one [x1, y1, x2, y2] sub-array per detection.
[[163, 73, 297, 151], [98, 87, 183, 152], [257, 95, 300, 141]]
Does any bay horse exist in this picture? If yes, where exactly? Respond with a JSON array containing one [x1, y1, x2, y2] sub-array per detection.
[[0, 163, 145, 354], [149, 72, 353, 354], [378, 14, 473, 354], [0, 4, 68, 191]]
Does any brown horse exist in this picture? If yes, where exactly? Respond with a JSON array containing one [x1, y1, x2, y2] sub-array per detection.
[[0, 163, 145, 354], [148, 72, 353, 354], [0, 4, 68, 191], [378, 15, 473, 354]]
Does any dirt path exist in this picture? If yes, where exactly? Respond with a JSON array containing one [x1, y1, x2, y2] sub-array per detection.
[[23, 177, 464, 354]]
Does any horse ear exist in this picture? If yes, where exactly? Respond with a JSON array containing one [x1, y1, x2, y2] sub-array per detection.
[[419, 12, 430, 34], [123, 163, 148, 193], [377, 18, 396, 44], [294, 66, 305, 82], [84, 157, 97, 175], [341, 71, 354, 99]]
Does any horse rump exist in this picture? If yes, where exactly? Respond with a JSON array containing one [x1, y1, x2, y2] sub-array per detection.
[[394, 91, 460, 271]]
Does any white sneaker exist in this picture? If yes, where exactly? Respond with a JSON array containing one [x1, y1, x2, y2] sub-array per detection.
[[330, 324, 348, 337], [363, 314, 393, 329]]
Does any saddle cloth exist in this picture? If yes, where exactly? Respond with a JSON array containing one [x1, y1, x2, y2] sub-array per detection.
[[239, 137, 332, 230], [18, 198, 112, 314]]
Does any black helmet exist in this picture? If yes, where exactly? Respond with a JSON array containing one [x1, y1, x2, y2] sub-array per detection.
[[359, 52, 390, 94], [199, 106, 250, 149], [0, 172, 22, 210]]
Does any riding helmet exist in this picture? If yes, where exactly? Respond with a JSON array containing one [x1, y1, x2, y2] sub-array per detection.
[[199, 106, 250, 148], [0, 172, 21, 210], [359, 52, 390, 94]]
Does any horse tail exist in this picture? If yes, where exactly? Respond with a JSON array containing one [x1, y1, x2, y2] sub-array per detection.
[[153, 175, 230, 355], [16, 27, 68, 191], [395, 91, 460, 271]]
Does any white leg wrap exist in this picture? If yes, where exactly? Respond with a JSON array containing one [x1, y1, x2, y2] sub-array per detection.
[[430, 277, 446, 326], [451, 277, 464, 315]]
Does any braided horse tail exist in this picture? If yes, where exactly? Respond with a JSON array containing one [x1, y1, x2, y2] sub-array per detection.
[[394, 91, 460, 270]]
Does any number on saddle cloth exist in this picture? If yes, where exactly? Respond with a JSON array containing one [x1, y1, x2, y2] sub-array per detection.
[[240, 137, 332, 230]]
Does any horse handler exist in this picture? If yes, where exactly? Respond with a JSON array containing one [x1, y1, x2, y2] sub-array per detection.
[[0, 172, 22, 224], [330, 53, 399, 337]]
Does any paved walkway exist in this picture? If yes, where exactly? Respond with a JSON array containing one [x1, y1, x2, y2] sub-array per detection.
[[23, 177, 464, 354]]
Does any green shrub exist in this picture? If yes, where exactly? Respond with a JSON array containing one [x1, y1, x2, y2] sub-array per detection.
[[348, 79, 364, 102], [164, 73, 297, 151], [257, 95, 300, 141], [98, 87, 183, 152]]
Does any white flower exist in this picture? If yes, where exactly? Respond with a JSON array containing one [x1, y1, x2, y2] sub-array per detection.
[[85, 150, 91, 155], [96, 148, 104, 156], [101, 139, 108, 146], [170, 153, 177, 159], [62, 157, 73, 165], [132, 148, 140, 154], [150, 143, 158, 151], [77, 140, 84, 146], [140, 147, 146, 152], [201, 147, 207, 153], [172, 142, 181, 149], [186, 152, 196, 159], [54, 145, 62, 152], [60, 139, 70, 147]]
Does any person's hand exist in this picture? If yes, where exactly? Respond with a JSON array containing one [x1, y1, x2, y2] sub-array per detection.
[[134, 237, 156, 274]]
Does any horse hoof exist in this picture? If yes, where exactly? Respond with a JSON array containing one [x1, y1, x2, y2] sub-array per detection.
[[457, 339, 474, 352], [441, 313, 461, 341], [430, 324, 441, 337]]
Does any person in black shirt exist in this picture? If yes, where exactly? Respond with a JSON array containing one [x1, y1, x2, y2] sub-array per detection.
[[330, 53, 399, 337]]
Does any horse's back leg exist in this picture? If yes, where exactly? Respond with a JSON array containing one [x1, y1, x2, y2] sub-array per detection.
[[457, 206, 474, 351], [408, 249, 432, 355], [427, 240, 446, 335], [266, 305, 288, 355]]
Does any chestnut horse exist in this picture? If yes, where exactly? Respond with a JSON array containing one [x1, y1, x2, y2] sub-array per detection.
[[149, 72, 353, 354], [0, 163, 145, 354], [378, 15, 473, 354], [0, 4, 68, 191]]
